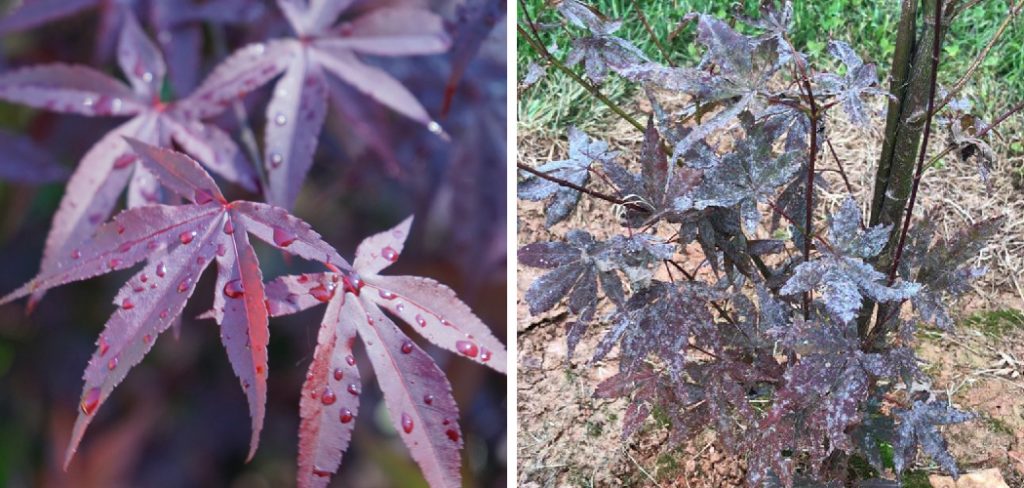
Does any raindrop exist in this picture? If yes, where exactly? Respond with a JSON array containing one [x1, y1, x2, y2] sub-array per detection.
[[140, 274, 148, 283], [80, 388, 101, 415], [312, 467, 330, 478], [423, 394, 434, 405], [177, 277, 192, 293], [345, 355, 356, 366], [333, 368, 344, 381], [156, 262, 167, 277], [274, 113, 287, 126], [223, 279, 244, 299], [347, 383, 360, 395], [216, 244, 227, 257], [273, 226, 296, 247], [320, 387, 336, 405], [108, 258, 121, 269], [143, 334, 152, 344], [159, 309, 169, 319], [479, 348, 492, 362], [381, 246, 399, 262], [71, 249, 82, 259], [342, 273, 363, 295], [251, 43, 266, 55], [378, 289, 397, 300], [98, 336, 110, 356], [339, 408, 353, 423], [121, 298, 134, 310], [400, 341, 414, 354], [179, 231, 196, 244], [400, 413, 414, 434], [396, 303, 405, 312], [310, 284, 335, 303], [142, 72, 154, 83], [269, 152, 284, 168], [113, 154, 136, 169], [455, 340, 479, 358], [118, 242, 132, 253], [107, 356, 118, 370], [415, 314, 427, 327], [427, 121, 442, 134], [446, 429, 460, 443]]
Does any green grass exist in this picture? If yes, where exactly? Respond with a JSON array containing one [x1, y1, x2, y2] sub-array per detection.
[[518, 0, 1024, 135], [963, 308, 1024, 337]]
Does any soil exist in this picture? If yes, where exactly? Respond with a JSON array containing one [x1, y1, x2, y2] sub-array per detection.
[[516, 93, 1024, 487]]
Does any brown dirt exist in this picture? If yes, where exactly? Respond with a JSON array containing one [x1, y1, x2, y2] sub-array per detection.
[[516, 91, 1024, 487]]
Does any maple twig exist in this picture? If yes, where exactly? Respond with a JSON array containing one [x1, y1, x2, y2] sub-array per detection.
[[924, 98, 1024, 170], [517, 162, 648, 211], [888, 0, 944, 284], [825, 137, 855, 197], [516, 24, 645, 132]]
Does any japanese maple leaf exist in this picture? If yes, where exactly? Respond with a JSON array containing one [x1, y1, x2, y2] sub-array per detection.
[[781, 198, 920, 322], [0, 140, 349, 467], [892, 400, 975, 478], [517, 127, 617, 227], [814, 41, 888, 126], [216, 0, 452, 208], [557, 0, 648, 84], [603, 116, 701, 227], [263, 216, 507, 488], [0, 11, 285, 305]]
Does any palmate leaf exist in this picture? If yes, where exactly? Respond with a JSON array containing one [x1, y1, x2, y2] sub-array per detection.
[[603, 116, 702, 227], [556, 0, 648, 84], [781, 199, 920, 322], [247, 0, 452, 208], [0, 11, 271, 306], [694, 113, 801, 234], [0, 141, 347, 467], [813, 41, 888, 126], [893, 400, 975, 478], [264, 216, 506, 487], [517, 127, 618, 227]]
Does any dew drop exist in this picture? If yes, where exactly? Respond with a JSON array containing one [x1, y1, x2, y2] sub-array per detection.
[[156, 262, 166, 277], [415, 314, 427, 327], [143, 334, 152, 344], [98, 336, 110, 356], [342, 273, 363, 295], [121, 298, 134, 310], [378, 289, 397, 300], [423, 394, 434, 405], [179, 230, 196, 244], [312, 467, 330, 478], [333, 368, 344, 381], [177, 278, 192, 293], [297, 275, 310, 283], [320, 387, 337, 405], [274, 113, 287, 126], [196, 256, 206, 266], [272, 226, 296, 247], [381, 246, 399, 262], [159, 309, 169, 319], [80, 388, 101, 415], [345, 355, 356, 366], [396, 303, 405, 312], [347, 383, 360, 395], [107, 356, 118, 370], [108, 258, 121, 269], [440, 318, 453, 327], [442, 418, 450, 426], [269, 152, 283, 168], [70, 249, 82, 259], [216, 244, 227, 257], [400, 413, 414, 434], [428, 121, 443, 134], [117, 242, 132, 253], [216, 278, 243, 299], [479, 348, 492, 362], [400, 340, 414, 354], [339, 408, 353, 423], [455, 340, 479, 358], [309, 284, 335, 303], [140, 274, 148, 283], [446, 429, 460, 443], [256, 365, 265, 376]]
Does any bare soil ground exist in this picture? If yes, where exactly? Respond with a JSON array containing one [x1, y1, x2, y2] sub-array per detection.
[[516, 94, 1024, 487]]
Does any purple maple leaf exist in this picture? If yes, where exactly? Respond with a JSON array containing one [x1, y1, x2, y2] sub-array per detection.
[[264, 215, 506, 487]]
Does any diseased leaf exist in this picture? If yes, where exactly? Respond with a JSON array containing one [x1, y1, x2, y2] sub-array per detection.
[[893, 400, 975, 478], [814, 41, 887, 126], [517, 127, 617, 226]]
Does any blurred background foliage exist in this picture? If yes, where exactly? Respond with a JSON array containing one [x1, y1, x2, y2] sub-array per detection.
[[518, 0, 1024, 138], [0, 1, 507, 487]]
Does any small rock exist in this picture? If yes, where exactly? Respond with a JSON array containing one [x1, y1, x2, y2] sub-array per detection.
[[929, 468, 1009, 488]]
